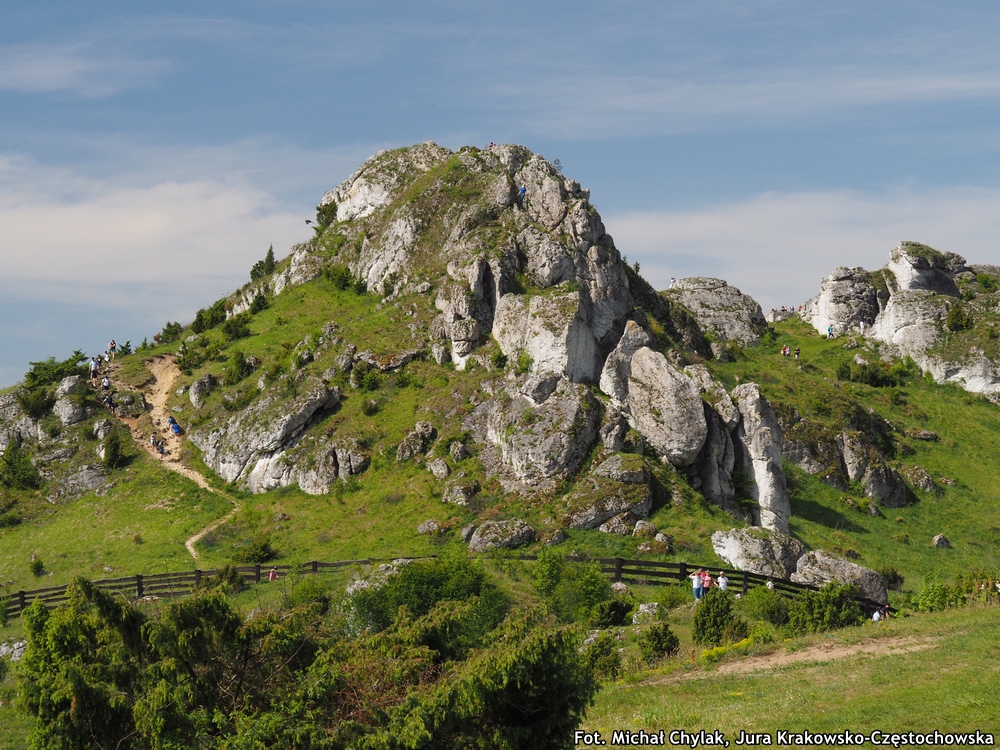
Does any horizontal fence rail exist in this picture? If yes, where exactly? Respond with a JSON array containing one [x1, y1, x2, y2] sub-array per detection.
[[1, 555, 887, 621]]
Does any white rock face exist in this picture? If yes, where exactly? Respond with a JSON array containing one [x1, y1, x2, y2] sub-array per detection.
[[886, 241, 963, 296], [599, 323, 707, 467], [468, 519, 535, 551], [189, 380, 341, 491], [791, 550, 888, 606], [731, 384, 791, 534], [53, 398, 86, 426], [493, 292, 599, 382], [684, 364, 740, 431], [711, 528, 806, 579], [663, 277, 768, 347], [0, 394, 35, 456], [800, 267, 880, 337]]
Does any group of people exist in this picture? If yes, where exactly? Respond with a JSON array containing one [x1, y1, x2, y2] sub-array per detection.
[[780, 345, 800, 359], [771, 305, 802, 314], [689, 569, 729, 601], [149, 433, 167, 457]]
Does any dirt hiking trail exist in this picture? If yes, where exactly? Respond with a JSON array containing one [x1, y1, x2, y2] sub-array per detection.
[[118, 355, 239, 561]]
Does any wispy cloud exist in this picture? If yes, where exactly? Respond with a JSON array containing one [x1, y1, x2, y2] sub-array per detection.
[[605, 187, 1000, 309], [0, 40, 169, 97]]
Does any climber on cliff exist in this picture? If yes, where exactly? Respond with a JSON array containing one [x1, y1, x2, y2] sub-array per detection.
[[518, 185, 526, 208]]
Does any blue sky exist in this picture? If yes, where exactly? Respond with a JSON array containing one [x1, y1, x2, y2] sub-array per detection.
[[3, 2, 1000, 384]]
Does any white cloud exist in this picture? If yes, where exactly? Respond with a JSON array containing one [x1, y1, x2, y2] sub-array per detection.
[[605, 187, 1000, 310], [0, 41, 169, 97]]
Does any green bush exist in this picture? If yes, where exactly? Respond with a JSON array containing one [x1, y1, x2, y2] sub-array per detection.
[[0, 593, 10, 627], [103, 428, 128, 470], [222, 313, 252, 342], [637, 621, 680, 662], [515, 350, 533, 375], [199, 564, 247, 594], [1, 441, 43, 490], [289, 576, 331, 612], [315, 201, 338, 228], [657, 584, 691, 612], [722, 615, 750, 644], [359, 370, 382, 392], [324, 263, 367, 293], [159, 321, 183, 343], [491, 351, 508, 370], [741, 586, 790, 626], [582, 632, 621, 681], [192, 299, 228, 333], [589, 597, 633, 628], [532, 547, 564, 597], [16, 387, 55, 420], [918, 577, 949, 612], [231, 533, 276, 565], [946, 303, 972, 332], [249, 292, 268, 314], [224, 350, 255, 385], [23, 350, 87, 390], [692, 587, 736, 646], [30, 558, 45, 577], [787, 583, 864, 633]]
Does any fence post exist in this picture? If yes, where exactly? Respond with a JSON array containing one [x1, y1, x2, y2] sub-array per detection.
[[614, 558, 623, 583], [255, 564, 261, 583], [18, 590, 25, 614], [136, 574, 144, 599], [312, 560, 318, 574], [194, 569, 202, 588], [742, 573, 749, 596], [679, 561, 687, 583]]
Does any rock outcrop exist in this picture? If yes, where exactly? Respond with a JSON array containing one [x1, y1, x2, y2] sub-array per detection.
[[464, 377, 598, 493], [189, 379, 342, 493], [711, 528, 806, 579], [731, 384, 791, 533], [467, 519, 535, 551], [663, 277, 768, 349], [791, 550, 888, 606], [599, 322, 707, 466], [799, 267, 880, 338]]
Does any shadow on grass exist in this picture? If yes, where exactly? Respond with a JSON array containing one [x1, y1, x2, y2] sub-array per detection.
[[790, 497, 868, 534]]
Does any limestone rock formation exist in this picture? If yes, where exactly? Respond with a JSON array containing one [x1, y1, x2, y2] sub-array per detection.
[[711, 528, 806, 579], [799, 267, 880, 338], [188, 379, 341, 492], [189, 374, 216, 409], [467, 518, 535, 551], [791, 550, 888, 606], [565, 475, 652, 530], [464, 377, 598, 493], [0, 394, 35, 456], [663, 277, 768, 349], [599, 322, 707, 466], [731, 384, 791, 533]]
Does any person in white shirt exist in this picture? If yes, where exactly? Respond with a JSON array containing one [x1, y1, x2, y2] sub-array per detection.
[[717, 572, 729, 592]]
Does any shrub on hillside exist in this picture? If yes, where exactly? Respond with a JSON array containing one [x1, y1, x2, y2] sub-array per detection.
[[589, 597, 633, 628], [159, 321, 183, 344], [222, 313, 252, 342], [637, 621, 680, 662], [103, 428, 128, 470], [722, 616, 750, 644], [23, 351, 87, 391], [946, 303, 972, 332], [16, 387, 55, 420], [231, 533, 276, 565], [740, 586, 790, 626], [0, 441, 43, 491], [249, 292, 268, 314], [582, 631, 621, 681], [315, 201, 338, 228], [787, 583, 863, 633], [192, 299, 228, 333], [692, 587, 737, 646], [224, 350, 256, 385], [199, 564, 248, 594]]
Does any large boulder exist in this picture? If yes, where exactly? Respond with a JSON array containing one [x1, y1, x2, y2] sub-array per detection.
[[566, 476, 653, 530], [885, 241, 963, 297], [791, 550, 888, 606], [800, 267, 880, 338], [663, 277, 768, 348], [53, 398, 86, 427], [0, 394, 35, 456], [599, 322, 707, 466], [464, 378, 599, 493], [468, 519, 535, 551], [731, 384, 791, 533], [189, 374, 216, 409], [711, 528, 806, 579]]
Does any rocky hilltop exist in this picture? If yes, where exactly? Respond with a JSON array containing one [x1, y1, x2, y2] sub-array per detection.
[[8, 144, 1000, 602], [802, 240, 1000, 400]]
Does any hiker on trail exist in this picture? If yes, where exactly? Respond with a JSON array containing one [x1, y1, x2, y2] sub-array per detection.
[[171, 421, 181, 436], [717, 571, 729, 592], [268, 567, 278, 582], [518, 185, 526, 207], [794, 346, 800, 359], [701, 571, 714, 591], [827, 324, 834, 338], [90, 358, 100, 381], [108, 340, 117, 359], [101, 376, 111, 391], [101, 394, 115, 410], [690, 569, 704, 601]]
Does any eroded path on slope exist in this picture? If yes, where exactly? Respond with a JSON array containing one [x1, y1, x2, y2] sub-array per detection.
[[118, 355, 239, 561]]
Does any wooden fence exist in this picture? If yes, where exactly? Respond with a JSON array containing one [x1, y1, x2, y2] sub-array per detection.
[[1, 555, 886, 621]]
